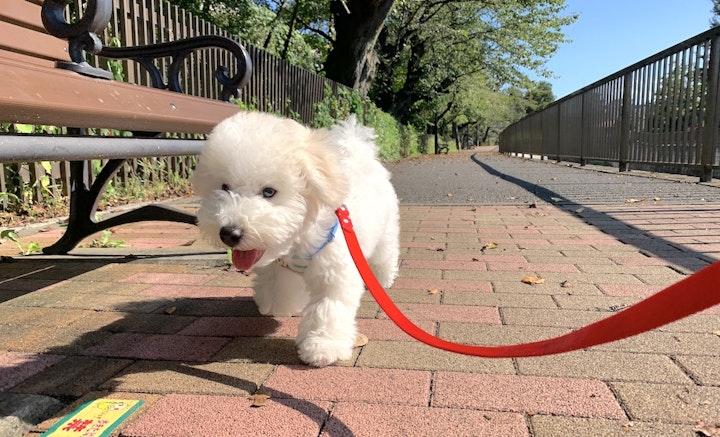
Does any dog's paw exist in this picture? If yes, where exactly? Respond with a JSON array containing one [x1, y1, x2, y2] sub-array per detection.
[[296, 337, 353, 367], [253, 294, 305, 317]]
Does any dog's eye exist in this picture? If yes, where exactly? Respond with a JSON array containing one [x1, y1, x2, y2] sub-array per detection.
[[221, 183, 231, 192], [261, 187, 277, 198]]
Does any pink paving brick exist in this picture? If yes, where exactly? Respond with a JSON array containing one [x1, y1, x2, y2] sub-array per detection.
[[120, 272, 217, 285], [418, 227, 479, 234], [400, 241, 447, 250], [263, 365, 430, 405], [179, 316, 300, 337], [445, 253, 528, 263], [139, 284, 253, 299], [133, 222, 196, 230], [701, 304, 720, 315], [504, 238, 553, 247], [432, 372, 625, 419], [355, 319, 436, 341], [392, 278, 493, 292], [378, 303, 500, 324], [121, 394, 331, 437], [598, 284, 662, 298], [127, 238, 196, 248], [323, 402, 529, 436], [84, 333, 230, 361], [120, 226, 196, 234], [486, 262, 580, 273], [401, 259, 488, 271], [0, 352, 65, 391]]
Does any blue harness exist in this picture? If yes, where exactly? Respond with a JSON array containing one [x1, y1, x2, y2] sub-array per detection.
[[276, 219, 340, 274]]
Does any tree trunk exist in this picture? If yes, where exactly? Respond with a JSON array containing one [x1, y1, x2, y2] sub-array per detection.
[[281, 0, 301, 60], [324, 0, 395, 97]]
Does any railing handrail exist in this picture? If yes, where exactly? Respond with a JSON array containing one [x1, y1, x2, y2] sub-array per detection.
[[500, 24, 720, 182], [543, 25, 720, 113]]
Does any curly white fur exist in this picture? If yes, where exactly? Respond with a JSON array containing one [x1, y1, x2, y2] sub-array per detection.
[[192, 111, 400, 367]]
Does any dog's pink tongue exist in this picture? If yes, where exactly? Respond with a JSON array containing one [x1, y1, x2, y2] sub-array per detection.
[[231, 249, 264, 271]]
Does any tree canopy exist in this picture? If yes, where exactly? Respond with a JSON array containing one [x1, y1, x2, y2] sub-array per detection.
[[167, 0, 576, 147]]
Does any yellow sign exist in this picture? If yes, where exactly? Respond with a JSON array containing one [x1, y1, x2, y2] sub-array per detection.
[[42, 399, 143, 437]]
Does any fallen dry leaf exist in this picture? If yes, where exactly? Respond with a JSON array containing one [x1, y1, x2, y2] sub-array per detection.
[[713, 330, 720, 337], [521, 276, 545, 285], [249, 393, 271, 408], [481, 242, 498, 252], [694, 421, 720, 436], [560, 280, 573, 288], [427, 288, 440, 295], [625, 198, 642, 203], [164, 306, 177, 315], [353, 333, 369, 348]]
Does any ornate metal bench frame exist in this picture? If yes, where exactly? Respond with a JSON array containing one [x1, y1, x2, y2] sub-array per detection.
[[9, 0, 253, 254]]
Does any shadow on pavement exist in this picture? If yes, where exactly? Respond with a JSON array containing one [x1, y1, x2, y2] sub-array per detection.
[[471, 154, 716, 273], [0, 257, 354, 436]]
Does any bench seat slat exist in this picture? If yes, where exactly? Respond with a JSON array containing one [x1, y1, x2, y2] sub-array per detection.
[[0, 57, 241, 133]]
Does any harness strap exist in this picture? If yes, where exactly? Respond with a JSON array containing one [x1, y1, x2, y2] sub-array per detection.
[[277, 219, 340, 274], [336, 206, 720, 358]]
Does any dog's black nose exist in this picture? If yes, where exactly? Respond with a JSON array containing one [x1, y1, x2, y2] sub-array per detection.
[[219, 225, 243, 247]]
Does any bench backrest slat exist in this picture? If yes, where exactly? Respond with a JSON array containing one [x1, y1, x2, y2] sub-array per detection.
[[1, 0, 68, 64]]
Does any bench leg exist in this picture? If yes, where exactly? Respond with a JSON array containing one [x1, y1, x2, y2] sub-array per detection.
[[43, 159, 197, 255]]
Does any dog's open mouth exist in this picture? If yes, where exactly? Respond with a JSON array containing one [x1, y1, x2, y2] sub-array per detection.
[[231, 248, 265, 271]]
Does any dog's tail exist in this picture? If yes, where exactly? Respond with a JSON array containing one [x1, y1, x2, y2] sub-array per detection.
[[328, 115, 380, 161]]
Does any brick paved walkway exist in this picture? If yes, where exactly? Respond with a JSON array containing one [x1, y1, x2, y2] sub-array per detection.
[[1, 151, 719, 436]]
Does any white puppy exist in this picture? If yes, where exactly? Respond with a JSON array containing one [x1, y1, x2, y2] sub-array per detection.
[[192, 111, 400, 367]]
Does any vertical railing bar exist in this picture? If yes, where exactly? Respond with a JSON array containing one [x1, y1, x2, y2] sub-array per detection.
[[701, 35, 720, 181], [619, 73, 633, 171]]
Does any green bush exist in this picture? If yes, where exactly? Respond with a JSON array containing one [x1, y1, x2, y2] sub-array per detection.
[[364, 105, 400, 161], [399, 124, 419, 158], [312, 84, 419, 161]]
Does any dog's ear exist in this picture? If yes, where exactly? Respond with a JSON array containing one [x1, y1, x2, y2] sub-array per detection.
[[298, 131, 349, 211]]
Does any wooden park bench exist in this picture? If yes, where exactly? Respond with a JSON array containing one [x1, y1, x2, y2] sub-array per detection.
[[0, 0, 251, 254]]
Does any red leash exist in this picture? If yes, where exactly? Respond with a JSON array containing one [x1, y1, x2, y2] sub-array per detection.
[[336, 206, 720, 358]]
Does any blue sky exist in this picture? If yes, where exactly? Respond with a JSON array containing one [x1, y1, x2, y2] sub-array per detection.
[[537, 0, 715, 99]]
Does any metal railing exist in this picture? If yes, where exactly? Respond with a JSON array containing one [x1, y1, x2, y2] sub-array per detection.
[[500, 26, 720, 182]]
